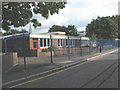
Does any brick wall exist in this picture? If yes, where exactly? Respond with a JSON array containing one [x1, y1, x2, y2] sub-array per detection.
[[53, 39, 58, 47], [30, 38, 38, 50], [39, 51, 54, 56], [30, 38, 33, 49]]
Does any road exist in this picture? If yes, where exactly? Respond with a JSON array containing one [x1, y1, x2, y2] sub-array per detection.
[[8, 50, 119, 88]]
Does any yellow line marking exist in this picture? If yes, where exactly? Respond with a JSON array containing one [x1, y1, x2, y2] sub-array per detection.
[[9, 61, 87, 88], [9, 49, 118, 88]]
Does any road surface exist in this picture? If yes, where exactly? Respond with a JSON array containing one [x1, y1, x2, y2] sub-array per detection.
[[7, 50, 119, 88]]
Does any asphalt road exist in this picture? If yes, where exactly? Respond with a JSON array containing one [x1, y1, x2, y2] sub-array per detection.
[[8, 50, 119, 88]]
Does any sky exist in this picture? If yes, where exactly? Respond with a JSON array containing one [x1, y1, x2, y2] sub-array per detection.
[[18, 0, 119, 33]]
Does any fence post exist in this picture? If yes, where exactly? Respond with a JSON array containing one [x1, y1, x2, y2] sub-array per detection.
[[96, 38, 98, 53], [102, 39, 103, 52], [116, 40, 117, 47], [68, 35, 70, 60], [109, 39, 111, 48], [80, 37, 82, 56], [50, 34, 53, 64], [107, 39, 109, 50], [29, 33, 31, 57], [89, 38, 91, 55], [23, 33, 26, 69], [105, 39, 107, 50]]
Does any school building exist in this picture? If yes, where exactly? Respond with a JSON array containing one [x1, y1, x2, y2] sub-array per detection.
[[2, 32, 89, 57]]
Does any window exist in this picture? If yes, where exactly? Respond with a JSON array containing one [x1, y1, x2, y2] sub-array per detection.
[[70, 40, 72, 45], [40, 39, 42, 47], [58, 39, 63, 47], [44, 39, 46, 47], [48, 39, 50, 46], [71, 40, 74, 46], [66, 39, 68, 46], [61, 39, 63, 46], [33, 42, 37, 48], [66, 39, 74, 47], [33, 38, 38, 40], [40, 38, 49, 47], [58, 39, 60, 46]]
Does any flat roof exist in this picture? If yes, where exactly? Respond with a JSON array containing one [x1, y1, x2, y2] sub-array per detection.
[[2, 33, 89, 40], [40, 31, 66, 35]]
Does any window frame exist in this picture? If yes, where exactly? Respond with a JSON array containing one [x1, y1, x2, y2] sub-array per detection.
[[33, 42, 37, 48], [40, 38, 50, 48], [58, 39, 63, 47]]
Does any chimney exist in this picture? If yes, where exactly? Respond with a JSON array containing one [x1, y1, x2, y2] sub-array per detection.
[[29, 22, 32, 34]]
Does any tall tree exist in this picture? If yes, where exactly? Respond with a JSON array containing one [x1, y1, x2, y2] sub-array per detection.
[[86, 16, 118, 39], [48, 25, 78, 36], [2, 2, 66, 31], [3, 29, 28, 36]]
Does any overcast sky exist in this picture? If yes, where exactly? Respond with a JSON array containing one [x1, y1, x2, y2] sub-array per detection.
[[19, 0, 119, 33]]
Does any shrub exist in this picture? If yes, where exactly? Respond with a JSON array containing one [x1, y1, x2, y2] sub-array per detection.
[[42, 48, 50, 52], [48, 46, 59, 51], [42, 46, 59, 52]]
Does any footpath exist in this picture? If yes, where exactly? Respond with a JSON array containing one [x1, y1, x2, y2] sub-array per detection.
[[2, 48, 118, 87]]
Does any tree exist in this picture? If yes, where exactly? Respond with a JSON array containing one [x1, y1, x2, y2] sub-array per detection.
[[86, 16, 118, 39], [2, 2, 66, 31], [3, 29, 28, 36], [91, 33, 96, 40], [67, 25, 78, 36], [48, 25, 78, 36], [48, 25, 66, 32]]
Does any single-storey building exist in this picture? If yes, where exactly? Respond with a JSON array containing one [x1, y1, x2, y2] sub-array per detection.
[[2, 32, 89, 57]]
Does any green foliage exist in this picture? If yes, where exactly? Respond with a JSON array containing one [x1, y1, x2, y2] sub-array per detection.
[[48, 46, 59, 51], [42, 48, 50, 52], [2, 2, 66, 31], [3, 29, 28, 36], [86, 15, 118, 39], [48, 25, 78, 36], [91, 34, 96, 40], [42, 46, 59, 52], [52, 46, 59, 50]]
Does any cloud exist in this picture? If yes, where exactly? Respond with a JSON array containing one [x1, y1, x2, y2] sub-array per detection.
[[29, 0, 119, 33]]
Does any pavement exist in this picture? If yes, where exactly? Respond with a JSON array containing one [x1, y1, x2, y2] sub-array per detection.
[[2, 48, 118, 87]]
